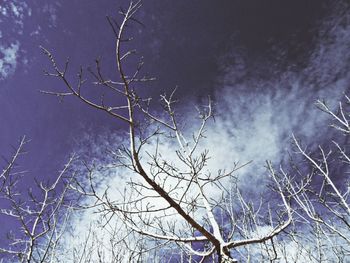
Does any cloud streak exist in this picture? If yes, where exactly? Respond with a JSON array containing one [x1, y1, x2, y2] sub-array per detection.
[[0, 41, 20, 80]]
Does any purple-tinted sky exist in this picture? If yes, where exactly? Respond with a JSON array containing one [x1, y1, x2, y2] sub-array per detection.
[[1, 0, 350, 259], [0, 0, 336, 177]]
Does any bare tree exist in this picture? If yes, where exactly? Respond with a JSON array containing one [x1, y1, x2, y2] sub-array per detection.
[[41, 1, 293, 262], [0, 137, 75, 263], [2, 1, 347, 262], [273, 95, 350, 261]]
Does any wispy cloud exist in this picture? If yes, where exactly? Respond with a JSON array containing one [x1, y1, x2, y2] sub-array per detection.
[[208, 3, 350, 190], [0, 1, 60, 80], [42, 3, 59, 27], [0, 1, 31, 80], [0, 41, 20, 80]]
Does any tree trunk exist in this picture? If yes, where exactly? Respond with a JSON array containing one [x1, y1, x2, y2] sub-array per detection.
[[220, 254, 238, 263], [219, 249, 238, 263]]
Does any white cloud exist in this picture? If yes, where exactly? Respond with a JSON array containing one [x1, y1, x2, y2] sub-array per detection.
[[0, 6, 8, 16], [10, 2, 20, 17], [0, 1, 32, 80], [0, 42, 20, 79]]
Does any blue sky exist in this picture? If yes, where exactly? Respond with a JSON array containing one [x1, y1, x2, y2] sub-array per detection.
[[1, 0, 350, 261]]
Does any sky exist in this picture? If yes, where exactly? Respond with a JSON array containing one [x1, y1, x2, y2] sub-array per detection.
[[0, 0, 343, 180], [0, 1, 342, 176], [1, 0, 350, 261]]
